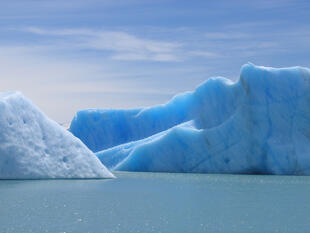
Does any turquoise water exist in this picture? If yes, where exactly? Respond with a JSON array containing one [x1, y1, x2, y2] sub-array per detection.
[[1, 172, 310, 233]]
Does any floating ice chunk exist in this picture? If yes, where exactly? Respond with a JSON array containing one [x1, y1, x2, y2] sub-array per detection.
[[0, 92, 114, 179], [72, 63, 310, 175]]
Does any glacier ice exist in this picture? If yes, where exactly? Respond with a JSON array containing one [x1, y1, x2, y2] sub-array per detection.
[[0, 92, 114, 179], [70, 63, 310, 175]]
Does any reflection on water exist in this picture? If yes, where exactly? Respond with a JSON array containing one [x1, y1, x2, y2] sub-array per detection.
[[1, 172, 310, 233]]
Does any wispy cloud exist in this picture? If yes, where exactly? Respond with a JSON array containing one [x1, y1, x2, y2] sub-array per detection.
[[244, 0, 297, 9], [204, 32, 250, 40], [22, 27, 183, 62], [111, 53, 181, 62], [188, 51, 219, 58]]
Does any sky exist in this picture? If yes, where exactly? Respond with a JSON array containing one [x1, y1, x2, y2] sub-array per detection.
[[0, 0, 310, 124]]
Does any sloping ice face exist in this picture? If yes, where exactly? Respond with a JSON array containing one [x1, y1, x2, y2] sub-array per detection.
[[70, 63, 310, 175], [0, 92, 114, 179]]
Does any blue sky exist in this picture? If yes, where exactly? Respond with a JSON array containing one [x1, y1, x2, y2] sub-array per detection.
[[1, 0, 309, 123]]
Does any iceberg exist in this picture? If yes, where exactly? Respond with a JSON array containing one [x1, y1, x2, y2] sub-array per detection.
[[70, 63, 310, 175], [0, 92, 114, 179]]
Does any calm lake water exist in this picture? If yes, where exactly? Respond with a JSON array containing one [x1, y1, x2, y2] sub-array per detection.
[[1, 172, 310, 233]]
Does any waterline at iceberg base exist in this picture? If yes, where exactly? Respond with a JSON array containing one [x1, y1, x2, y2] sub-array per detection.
[[70, 63, 310, 175]]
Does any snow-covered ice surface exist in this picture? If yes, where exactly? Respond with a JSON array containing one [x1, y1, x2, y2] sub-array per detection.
[[70, 63, 310, 175], [0, 92, 114, 179]]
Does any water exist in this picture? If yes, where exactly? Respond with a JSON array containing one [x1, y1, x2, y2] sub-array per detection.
[[1, 172, 310, 233]]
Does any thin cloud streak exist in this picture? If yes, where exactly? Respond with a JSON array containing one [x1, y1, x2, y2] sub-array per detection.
[[204, 32, 250, 40], [22, 27, 183, 62], [189, 51, 220, 58], [20, 26, 224, 62]]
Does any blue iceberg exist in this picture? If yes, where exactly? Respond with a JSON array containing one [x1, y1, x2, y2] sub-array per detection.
[[70, 63, 310, 175]]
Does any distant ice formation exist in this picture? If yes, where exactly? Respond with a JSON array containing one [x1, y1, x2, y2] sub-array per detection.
[[0, 92, 114, 179], [70, 63, 310, 175]]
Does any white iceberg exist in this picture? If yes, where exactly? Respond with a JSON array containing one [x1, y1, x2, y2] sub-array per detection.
[[70, 63, 310, 175], [0, 92, 114, 179]]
